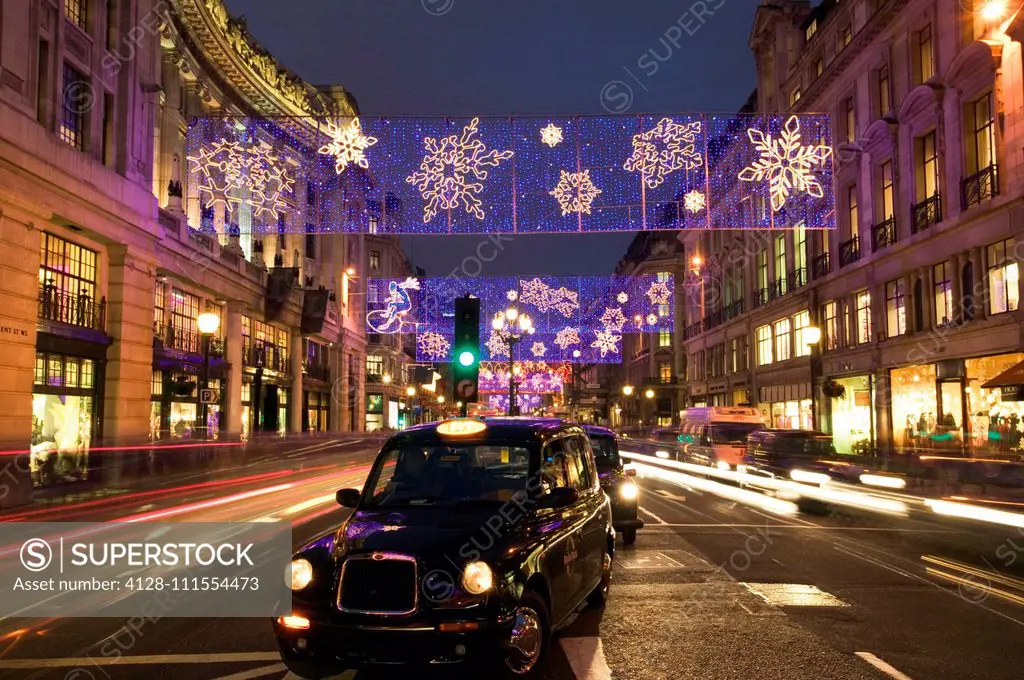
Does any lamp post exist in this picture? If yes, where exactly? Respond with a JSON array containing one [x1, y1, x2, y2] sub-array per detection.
[[196, 308, 221, 439], [571, 349, 582, 421], [645, 388, 655, 426], [622, 384, 635, 427], [406, 386, 416, 425], [492, 307, 535, 416], [803, 325, 822, 430]]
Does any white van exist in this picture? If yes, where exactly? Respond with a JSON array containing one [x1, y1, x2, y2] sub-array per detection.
[[675, 407, 766, 470]]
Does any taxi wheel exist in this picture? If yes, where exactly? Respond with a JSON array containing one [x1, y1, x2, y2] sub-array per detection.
[[501, 590, 549, 678], [587, 549, 613, 607], [622, 528, 637, 546]]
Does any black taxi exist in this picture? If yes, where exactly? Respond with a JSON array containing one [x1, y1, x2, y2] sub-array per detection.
[[583, 425, 643, 545], [274, 417, 615, 678]]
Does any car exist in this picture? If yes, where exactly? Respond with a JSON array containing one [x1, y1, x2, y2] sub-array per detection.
[[274, 417, 615, 678], [677, 407, 766, 470], [742, 429, 861, 484], [583, 425, 643, 545]]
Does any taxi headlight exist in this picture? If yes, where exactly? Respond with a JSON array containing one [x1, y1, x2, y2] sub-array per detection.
[[461, 561, 494, 595], [619, 480, 639, 500], [288, 558, 314, 590]]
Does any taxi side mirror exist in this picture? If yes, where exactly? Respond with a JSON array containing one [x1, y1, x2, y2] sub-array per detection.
[[536, 487, 579, 509], [337, 488, 361, 508]]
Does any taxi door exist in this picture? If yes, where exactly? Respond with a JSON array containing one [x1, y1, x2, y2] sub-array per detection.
[[537, 437, 586, 623], [565, 434, 605, 595]]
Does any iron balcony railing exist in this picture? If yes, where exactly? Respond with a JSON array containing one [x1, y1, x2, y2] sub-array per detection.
[[960, 164, 998, 211], [788, 268, 807, 290], [704, 308, 725, 330], [684, 321, 704, 340], [755, 287, 769, 308], [38, 287, 106, 332], [812, 253, 831, 279], [871, 216, 897, 252], [839, 236, 860, 267], [911, 193, 942, 233], [304, 362, 331, 381], [725, 299, 744, 320], [154, 324, 224, 356], [770, 278, 788, 300], [243, 341, 289, 373]]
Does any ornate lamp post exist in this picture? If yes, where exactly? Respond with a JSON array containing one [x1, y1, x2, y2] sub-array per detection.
[[492, 307, 534, 415], [196, 307, 221, 439]]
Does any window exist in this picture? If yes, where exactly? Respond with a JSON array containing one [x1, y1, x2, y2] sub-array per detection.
[[153, 279, 167, 333], [106, 0, 118, 50], [878, 64, 891, 115], [151, 369, 163, 397], [562, 437, 591, 491], [886, 279, 906, 337], [969, 93, 996, 173], [658, 329, 671, 348], [369, 216, 379, 234], [39, 232, 98, 301], [915, 132, 939, 201], [305, 226, 316, 260], [773, 318, 791, 362], [806, 19, 818, 41], [791, 88, 802, 106], [844, 97, 856, 144], [842, 25, 852, 47], [793, 311, 812, 357], [815, 58, 824, 77], [540, 442, 569, 492], [757, 248, 768, 299], [370, 250, 381, 271], [988, 238, 1020, 314], [917, 24, 934, 83], [855, 290, 872, 344], [875, 161, 895, 222], [847, 185, 859, 239], [729, 336, 746, 373], [774, 234, 787, 294], [366, 355, 384, 377], [65, 0, 87, 30], [795, 223, 807, 280], [60, 64, 88, 150], [168, 288, 201, 352], [822, 300, 839, 350], [101, 93, 114, 166], [659, 361, 672, 383], [756, 325, 773, 366], [933, 261, 953, 325]]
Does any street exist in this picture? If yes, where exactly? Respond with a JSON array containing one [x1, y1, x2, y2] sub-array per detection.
[[0, 440, 1021, 680]]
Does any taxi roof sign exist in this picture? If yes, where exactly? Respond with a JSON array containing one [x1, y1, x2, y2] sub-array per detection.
[[436, 419, 488, 437]]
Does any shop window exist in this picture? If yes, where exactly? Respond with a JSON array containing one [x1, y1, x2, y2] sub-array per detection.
[[32, 351, 97, 486], [885, 279, 906, 337], [933, 261, 953, 326], [916, 24, 933, 84], [829, 376, 874, 454], [987, 238, 1019, 315], [756, 325, 773, 366], [822, 300, 840, 351], [891, 364, 938, 452], [793, 310, 811, 357], [773, 318, 791, 362], [855, 290, 872, 344]]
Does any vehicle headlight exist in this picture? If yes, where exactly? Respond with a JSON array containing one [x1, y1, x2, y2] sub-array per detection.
[[790, 469, 830, 485], [288, 558, 313, 590], [461, 561, 494, 595], [619, 480, 639, 500]]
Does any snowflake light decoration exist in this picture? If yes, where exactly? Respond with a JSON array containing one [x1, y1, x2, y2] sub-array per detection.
[[318, 117, 378, 175], [599, 307, 627, 333], [550, 170, 603, 216], [616, 292, 629, 304], [684, 189, 706, 214], [188, 140, 295, 220], [417, 331, 451, 360], [591, 330, 621, 358], [485, 331, 510, 358], [738, 115, 832, 212], [646, 280, 672, 306], [506, 290, 518, 301], [531, 342, 548, 357], [647, 314, 659, 326], [519, 278, 580, 318], [540, 123, 564, 148], [554, 326, 582, 349], [406, 117, 514, 223], [623, 118, 703, 189]]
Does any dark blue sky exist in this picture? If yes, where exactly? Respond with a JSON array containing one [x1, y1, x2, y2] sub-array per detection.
[[224, 0, 758, 275]]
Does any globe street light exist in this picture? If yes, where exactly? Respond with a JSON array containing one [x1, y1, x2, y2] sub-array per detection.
[[196, 308, 221, 440], [645, 388, 655, 399], [492, 308, 535, 415], [622, 385, 635, 396], [804, 325, 822, 431]]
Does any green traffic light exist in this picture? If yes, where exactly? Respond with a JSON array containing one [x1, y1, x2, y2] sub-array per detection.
[[458, 350, 476, 367]]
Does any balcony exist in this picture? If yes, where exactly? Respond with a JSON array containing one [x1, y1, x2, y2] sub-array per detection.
[[788, 268, 807, 291], [813, 253, 831, 279], [960, 164, 998, 211], [871, 216, 897, 252], [683, 321, 704, 340], [154, 324, 224, 357], [304, 361, 331, 381], [770, 278, 788, 300], [38, 287, 106, 332], [704, 308, 725, 330], [243, 341, 289, 373], [187, 228, 215, 253], [725, 299, 744, 320], [911, 194, 942, 233], [755, 287, 769, 308], [839, 236, 860, 267]]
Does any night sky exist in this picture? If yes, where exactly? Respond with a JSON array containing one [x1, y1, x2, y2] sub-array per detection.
[[223, 0, 757, 275]]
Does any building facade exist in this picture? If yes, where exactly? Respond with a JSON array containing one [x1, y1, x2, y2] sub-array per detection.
[[683, 0, 1024, 457], [0, 0, 376, 503]]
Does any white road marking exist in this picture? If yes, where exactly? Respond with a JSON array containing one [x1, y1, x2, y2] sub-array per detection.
[[855, 652, 916, 680], [560, 636, 612, 680], [0, 653, 282, 669], [639, 506, 668, 524], [740, 582, 847, 607], [209, 664, 286, 680], [655, 489, 687, 503]]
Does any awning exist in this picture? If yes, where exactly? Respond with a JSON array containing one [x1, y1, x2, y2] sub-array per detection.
[[982, 360, 1024, 388]]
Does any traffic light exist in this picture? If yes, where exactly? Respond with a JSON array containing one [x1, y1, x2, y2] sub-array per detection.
[[452, 295, 480, 407]]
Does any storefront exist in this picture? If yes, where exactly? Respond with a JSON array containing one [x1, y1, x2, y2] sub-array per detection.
[[891, 353, 1024, 456], [150, 367, 224, 440], [366, 393, 385, 431], [759, 384, 812, 430], [305, 390, 330, 432], [31, 351, 102, 486], [826, 375, 875, 455]]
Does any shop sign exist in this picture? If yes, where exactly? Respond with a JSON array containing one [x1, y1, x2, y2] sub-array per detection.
[[708, 381, 727, 393], [199, 388, 219, 404], [1000, 386, 1024, 401]]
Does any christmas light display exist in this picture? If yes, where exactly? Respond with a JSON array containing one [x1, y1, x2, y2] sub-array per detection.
[[599, 307, 627, 333], [616, 292, 629, 304], [554, 326, 582, 349], [479, 362, 564, 394], [530, 341, 548, 358], [518, 277, 580, 318], [645, 280, 672, 306], [591, 330, 621, 357], [417, 331, 451, 361], [318, 117, 378, 174], [488, 393, 543, 413], [366, 277, 420, 333], [185, 114, 834, 234]]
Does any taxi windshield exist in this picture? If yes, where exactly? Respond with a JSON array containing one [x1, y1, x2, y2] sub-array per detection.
[[589, 435, 619, 467], [363, 444, 533, 507]]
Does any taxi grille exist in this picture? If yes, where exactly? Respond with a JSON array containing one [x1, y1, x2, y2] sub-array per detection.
[[337, 555, 417, 614]]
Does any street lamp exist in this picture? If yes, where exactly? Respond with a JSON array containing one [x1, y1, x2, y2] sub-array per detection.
[[645, 388, 655, 399], [437, 395, 445, 404], [196, 308, 221, 439], [492, 308, 535, 415], [622, 385, 635, 427], [382, 373, 392, 384], [406, 386, 416, 397], [980, 0, 1007, 21], [804, 325, 822, 431]]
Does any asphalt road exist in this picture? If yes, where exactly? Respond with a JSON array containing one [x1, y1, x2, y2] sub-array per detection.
[[1, 440, 1022, 680]]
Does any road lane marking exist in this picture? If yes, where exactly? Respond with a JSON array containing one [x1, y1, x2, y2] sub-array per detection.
[[560, 636, 612, 680], [855, 652, 915, 680], [654, 489, 687, 503], [0, 653, 282, 669], [639, 506, 667, 524], [210, 664, 286, 680]]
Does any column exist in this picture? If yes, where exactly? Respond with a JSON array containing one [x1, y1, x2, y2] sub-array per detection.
[[905, 271, 917, 335], [942, 88, 964, 222], [340, 350, 352, 431], [971, 247, 987, 321], [874, 368, 893, 458], [329, 343, 343, 432], [951, 252, 963, 324], [919, 266, 933, 331], [223, 302, 244, 438], [290, 332, 303, 433]]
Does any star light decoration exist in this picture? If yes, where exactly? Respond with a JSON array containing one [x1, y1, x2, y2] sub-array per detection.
[[738, 115, 833, 211], [616, 292, 629, 304], [591, 330, 622, 357], [599, 307, 627, 333], [318, 118, 378, 174], [531, 341, 548, 357], [506, 290, 518, 301], [519, 278, 580, 318], [623, 118, 703, 189], [485, 331, 510, 358], [646, 280, 672, 306], [684, 189, 706, 214], [188, 140, 295, 220], [646, 314, 659, 326], [406, 117, 514, 223], [550, 170, 603, 216], [417, 331, 451, 360], [554, 326, 582, 349], [540, 123, 564, 148]]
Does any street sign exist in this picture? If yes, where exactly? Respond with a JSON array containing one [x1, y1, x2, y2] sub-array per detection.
[[199, 388, 219, 404], [586, 383, 600, 389], [456, 379, 478, 401]]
